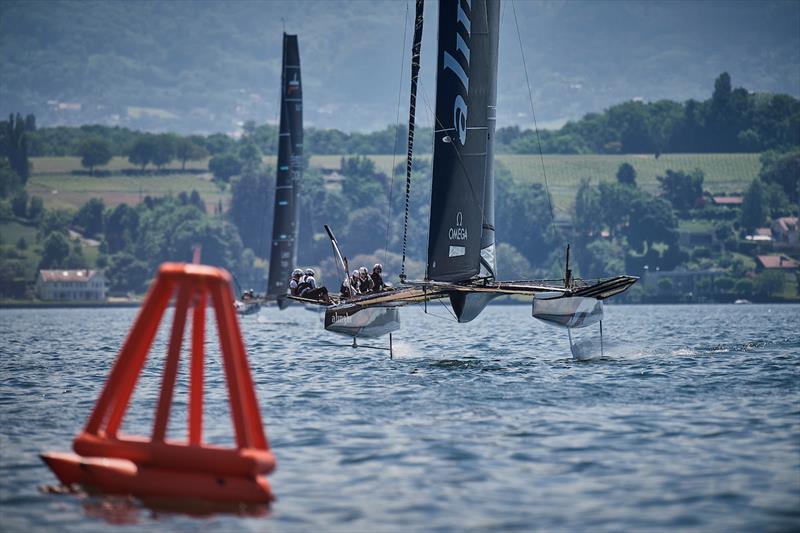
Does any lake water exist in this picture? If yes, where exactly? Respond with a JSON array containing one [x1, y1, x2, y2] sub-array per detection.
[[1, 304, 798, 531]]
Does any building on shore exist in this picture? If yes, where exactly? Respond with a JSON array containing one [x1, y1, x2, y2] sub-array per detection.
[[35, 270, 107, 301], [755, 255, 800, 272]]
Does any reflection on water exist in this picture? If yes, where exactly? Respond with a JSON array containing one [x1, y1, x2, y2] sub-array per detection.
[[1, 304, 799, 531]]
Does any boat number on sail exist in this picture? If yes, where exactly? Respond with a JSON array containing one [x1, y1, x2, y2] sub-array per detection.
[[449, 211, 467, 257], [443, 0, 471, 146]]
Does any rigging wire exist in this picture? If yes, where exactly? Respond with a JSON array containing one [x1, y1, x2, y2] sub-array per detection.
[[511, 0, 557, 238], [383, 1, 411, 266]]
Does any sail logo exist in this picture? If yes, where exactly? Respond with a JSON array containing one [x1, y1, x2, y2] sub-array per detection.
[[443, 0, 471, 145], [448, 211, 467, 257], [448, 211, 468, 241]]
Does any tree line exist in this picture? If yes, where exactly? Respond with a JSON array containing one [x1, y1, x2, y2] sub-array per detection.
[[13, 73, 798, 168]]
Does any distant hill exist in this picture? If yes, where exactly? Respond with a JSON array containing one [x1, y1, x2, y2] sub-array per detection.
[[2, 0, 798, 133]]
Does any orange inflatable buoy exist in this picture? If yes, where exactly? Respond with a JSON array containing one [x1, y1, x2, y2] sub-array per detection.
[[41, 263, 275, 506]]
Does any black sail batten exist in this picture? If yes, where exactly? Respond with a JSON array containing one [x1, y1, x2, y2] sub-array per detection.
[[427, 0, 500, 282], [266, 33, 303, 306]]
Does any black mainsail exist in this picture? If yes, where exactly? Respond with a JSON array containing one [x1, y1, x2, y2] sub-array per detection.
[[266, 33, 303, 308], [426, 0, 500, 283]]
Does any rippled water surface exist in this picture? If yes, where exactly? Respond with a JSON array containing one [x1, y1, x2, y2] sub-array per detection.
[[1, 304, 799, 531]]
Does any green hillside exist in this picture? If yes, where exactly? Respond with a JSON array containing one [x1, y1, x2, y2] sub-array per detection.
[[25, 153, 760, 213], [313, 153, 761, 212]]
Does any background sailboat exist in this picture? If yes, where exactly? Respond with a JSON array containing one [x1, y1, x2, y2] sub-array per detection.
[[237, 33, 303, 316], [265, 32, 303, 310]]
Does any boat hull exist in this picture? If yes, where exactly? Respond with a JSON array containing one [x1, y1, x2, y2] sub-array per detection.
[[532, 296, 603, 329], [234, 301, 261, 316], [324, 305, 400, 338]]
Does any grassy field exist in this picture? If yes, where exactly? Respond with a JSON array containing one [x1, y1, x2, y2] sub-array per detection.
[[311, 153, 760, 212], [26, 153, 761, 213], [31, 156, 210, 174], [27, 171, 226, 211]]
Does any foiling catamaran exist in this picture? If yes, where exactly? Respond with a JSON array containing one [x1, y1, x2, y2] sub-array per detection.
[[303, 0, 637, 354], [235, 32, 303, 316]]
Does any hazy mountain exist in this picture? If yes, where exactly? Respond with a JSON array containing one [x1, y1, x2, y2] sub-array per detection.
[[1, 0, 798, 134]]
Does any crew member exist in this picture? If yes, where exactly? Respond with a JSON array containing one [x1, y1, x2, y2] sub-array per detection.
[[350, 269, 362, 294], [370, 263, 386, 292], [340, 276, 353, 298], [358, 266, 374, 293], [299, 268, 332, 304], [288, 268, 303, 296]]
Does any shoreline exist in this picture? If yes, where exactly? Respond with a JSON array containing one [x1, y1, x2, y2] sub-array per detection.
[[1, 299, 798, 309]]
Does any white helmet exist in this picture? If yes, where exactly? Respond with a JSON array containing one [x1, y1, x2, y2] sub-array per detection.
[[352, 270, 359, 277], [305, 268, 315, 276], [292, 268, 303, 277], [373, 263, 383, 273], [359, 267, 368, 275]]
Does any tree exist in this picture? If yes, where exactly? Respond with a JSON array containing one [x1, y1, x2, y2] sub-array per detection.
[[175, 137, 208, 170], [208, 152, 242, 182], [734, 279, 753, 297], [104, 203, 139, 253], [341, 156, 384, 207], [128, 136, 156, 171], [578, 239, 624, 278], [657, 168, 704, 210], [10, 190, 28, 218], [0, 158, 21, 198], [740, 179, 768, 232], [238, 141, 262, 174], [38, 208, 72, 237], [626, 196, 678, 253], [106, 252, 150, 293], [759, 149, 799, 203], [3, 114, 30, 185], [151, 134, 176, 169], [495, 169, 556, 266], [73, 198, 106, 237], [204, 133, 236, 155], [573, 178, 603, 237], [28, 195, 44, 221], [754, 271, 785, 297], [496, 242, 532, 279], [714, 277, 735, 293], [598, 182, 637, 237], [616, 162, 637, 186], [188, 190, 206, 213], [39, 232, 71, 268], [78, 137, 112, 174]]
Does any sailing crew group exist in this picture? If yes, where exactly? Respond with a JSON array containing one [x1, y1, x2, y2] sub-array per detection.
[[289, 268, 332, 304], [287, 263, 390, 303], [341, 263, 387, 297]]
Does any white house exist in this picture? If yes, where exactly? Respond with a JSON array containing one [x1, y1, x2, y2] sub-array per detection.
[[35, 270, 107, 301]]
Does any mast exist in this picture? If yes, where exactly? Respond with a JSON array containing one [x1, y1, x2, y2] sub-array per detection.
[[399, 0, 425, 283], [266, 33, 303, 306], [426, 0, 500, 282]]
